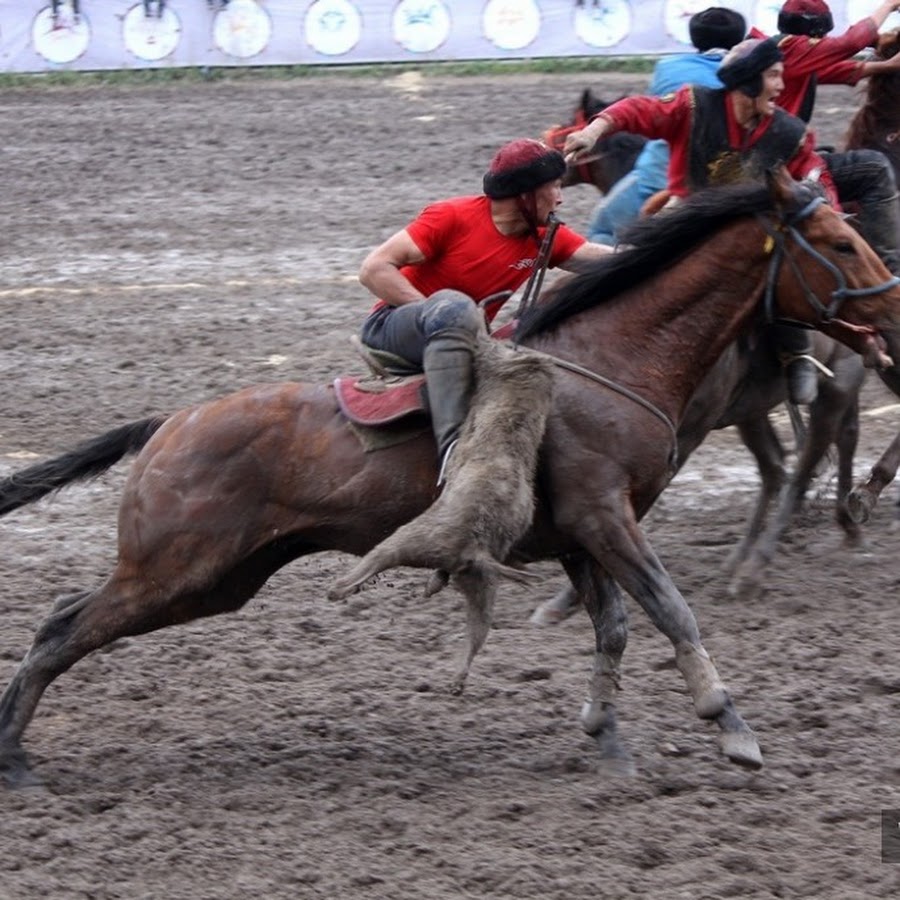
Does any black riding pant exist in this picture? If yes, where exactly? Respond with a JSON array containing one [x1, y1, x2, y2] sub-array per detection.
[[824, 149, 900, 274], [360, 289, 484, 368]]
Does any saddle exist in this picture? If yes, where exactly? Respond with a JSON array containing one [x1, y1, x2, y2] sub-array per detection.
[[335, 308, 519, 428]]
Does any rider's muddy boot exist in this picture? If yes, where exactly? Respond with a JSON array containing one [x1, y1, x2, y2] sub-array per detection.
[[423, 329, 476, 485], [774, 323, 818, 405]]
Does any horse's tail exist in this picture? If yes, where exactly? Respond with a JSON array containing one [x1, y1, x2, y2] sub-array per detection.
[[0, 416, 168, 517]]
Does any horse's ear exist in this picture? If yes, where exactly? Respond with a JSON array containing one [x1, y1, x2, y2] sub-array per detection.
[[766, 164, 796, 209]]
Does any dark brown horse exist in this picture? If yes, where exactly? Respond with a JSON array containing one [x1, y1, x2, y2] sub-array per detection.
[[543, 88, 646, 194], [2, 170, 899, 788]]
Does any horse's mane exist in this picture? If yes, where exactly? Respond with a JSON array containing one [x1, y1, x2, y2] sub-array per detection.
[[846, 30, 900, 151], [516, 182, 777, 340]]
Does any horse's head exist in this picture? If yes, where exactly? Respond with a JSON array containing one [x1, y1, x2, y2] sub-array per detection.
[[763, 166, 900, 373], [542, 89, 646, 193]]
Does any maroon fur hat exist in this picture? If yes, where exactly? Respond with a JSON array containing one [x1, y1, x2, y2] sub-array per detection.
[[778, 0, 834, 37], [483, 139, 567, 199]]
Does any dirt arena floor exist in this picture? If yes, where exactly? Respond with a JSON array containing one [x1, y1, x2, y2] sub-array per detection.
[[0, 71, 899, 899]]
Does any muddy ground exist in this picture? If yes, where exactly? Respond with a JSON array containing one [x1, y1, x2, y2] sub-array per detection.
[[0, 72, 899, 899]]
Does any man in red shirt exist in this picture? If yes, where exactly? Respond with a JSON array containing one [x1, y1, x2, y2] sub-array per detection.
[[358, 138, 612, 479], [563, 38, 832, 404]]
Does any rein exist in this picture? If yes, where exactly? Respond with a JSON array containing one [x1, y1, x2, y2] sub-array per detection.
[[515, 345, 680, 474], [760, 195, 900, 323]]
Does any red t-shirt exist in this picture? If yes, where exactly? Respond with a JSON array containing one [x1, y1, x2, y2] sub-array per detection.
[[749, 21, 878, 117], [371, 195, 586, 322], [600, 87, 840, 207]]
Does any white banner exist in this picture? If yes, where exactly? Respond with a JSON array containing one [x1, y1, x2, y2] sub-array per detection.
[[0, 1, 890, 74]]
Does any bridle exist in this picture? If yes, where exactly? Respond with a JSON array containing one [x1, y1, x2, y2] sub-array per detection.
[[760, 194, 900, 324]]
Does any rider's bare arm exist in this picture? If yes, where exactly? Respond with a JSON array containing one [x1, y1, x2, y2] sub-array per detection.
[[358, 228, 428, 306], [559, 241, 615, 273]]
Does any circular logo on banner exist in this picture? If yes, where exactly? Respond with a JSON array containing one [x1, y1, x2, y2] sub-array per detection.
[[305, 0, 363, 56], [123, 4, 182, 62], [213, 0, 272, 59], [753, 0, 783, 38], [32, 3, 90, 65], [393, 0, 451, 53], [482, 0, 540, 52], [664, 0, 713, 45], [574, 0, 632, 49]]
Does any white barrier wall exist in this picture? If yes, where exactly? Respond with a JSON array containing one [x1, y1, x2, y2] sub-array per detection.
[[0, 1, 889, 74]]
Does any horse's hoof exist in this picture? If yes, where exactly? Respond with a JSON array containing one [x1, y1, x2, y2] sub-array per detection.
[[727, 570, 765, 603], [719, 729, 763, 770], [529, 597, 578, 627], [1, 750, 45, 791], [596, 751, 637, 778], [845, 489, 873, 525]]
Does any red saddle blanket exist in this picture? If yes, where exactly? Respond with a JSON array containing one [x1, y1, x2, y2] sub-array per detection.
[[333, 374, 427, 426], [333, 323, 518, 427]]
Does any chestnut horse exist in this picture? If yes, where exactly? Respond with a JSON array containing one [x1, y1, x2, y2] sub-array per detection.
[[1, 170, 899, 788]]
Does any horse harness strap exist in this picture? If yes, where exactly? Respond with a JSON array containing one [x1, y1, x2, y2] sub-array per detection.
[[512, 345, 679, 474], [760, 196, 900, 324]]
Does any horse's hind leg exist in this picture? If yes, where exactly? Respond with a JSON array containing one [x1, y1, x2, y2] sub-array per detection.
[[0, 587, 113, 787], [563, 557, 635, 776]]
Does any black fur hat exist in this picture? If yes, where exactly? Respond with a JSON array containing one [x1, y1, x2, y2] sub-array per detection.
[[689, 7, 747, 53], [483, 139, 567, 199], [717, 38, 784, 98]]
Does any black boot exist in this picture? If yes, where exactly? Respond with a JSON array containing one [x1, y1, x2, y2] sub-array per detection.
[[859, 191, 900, 276], [772, 322, 818, 405], [422, 330, 476, 484]]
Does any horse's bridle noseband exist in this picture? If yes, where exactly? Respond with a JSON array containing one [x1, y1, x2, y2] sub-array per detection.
[[761, 195, 900, 324]]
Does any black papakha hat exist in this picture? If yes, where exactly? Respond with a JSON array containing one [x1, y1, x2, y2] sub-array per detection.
[[483, 139, 567, 199], [689, 7, 747, 53], [717, 37, 784, 98]]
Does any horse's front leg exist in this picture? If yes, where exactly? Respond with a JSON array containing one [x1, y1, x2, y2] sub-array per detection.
[[846, 430, 900, 524], [723, 417, 785, 587], [562, 557, 635, 776], [564, 502, 762, 770]]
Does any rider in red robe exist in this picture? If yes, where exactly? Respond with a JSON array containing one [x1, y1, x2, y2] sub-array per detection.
[[564, 38, 834, 404]]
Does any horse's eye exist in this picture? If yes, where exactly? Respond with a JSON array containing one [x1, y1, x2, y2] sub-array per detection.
[[834, 241, 855, 255]]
